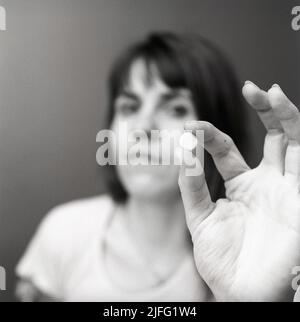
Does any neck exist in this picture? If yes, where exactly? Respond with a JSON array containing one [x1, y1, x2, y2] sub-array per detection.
[[121, 193, 192, 254]]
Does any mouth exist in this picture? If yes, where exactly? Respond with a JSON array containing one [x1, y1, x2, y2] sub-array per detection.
[[127, 149, 160, 164]]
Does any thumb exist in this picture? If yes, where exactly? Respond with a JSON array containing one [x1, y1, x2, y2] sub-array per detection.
[[178, 143, 215, 233]]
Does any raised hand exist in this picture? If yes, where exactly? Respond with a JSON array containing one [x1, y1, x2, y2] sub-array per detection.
[[179, 82, 300, 301]]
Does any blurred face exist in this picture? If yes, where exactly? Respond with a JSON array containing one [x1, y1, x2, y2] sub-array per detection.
[[110, 59, 197, 201]]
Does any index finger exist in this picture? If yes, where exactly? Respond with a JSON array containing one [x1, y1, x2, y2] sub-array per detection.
[[185, 121, 250, 181]]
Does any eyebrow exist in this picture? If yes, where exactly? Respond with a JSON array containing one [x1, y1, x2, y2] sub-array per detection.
[[159, 89, 190, 104], [119, 89, 139, 101], [118, 88, 190, 104]]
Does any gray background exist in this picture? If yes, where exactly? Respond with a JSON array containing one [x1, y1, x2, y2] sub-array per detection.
[[0, 0, 299, 301]]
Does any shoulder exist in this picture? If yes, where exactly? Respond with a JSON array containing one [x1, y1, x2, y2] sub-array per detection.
[[16, 194, 115, 286], [15, 194, 115, 299], [26, 194, 115, 258], [41, 194, 114, 234]]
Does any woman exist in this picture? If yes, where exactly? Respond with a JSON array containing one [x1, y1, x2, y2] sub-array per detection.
[[15, 32, 300, 301]]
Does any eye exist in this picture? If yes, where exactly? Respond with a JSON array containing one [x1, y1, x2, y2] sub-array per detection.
[[116, 101, 140, 116], [169, 104, 189, 118]]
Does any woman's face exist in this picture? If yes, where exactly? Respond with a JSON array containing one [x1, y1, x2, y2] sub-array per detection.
[[110, 59, 198, 201]]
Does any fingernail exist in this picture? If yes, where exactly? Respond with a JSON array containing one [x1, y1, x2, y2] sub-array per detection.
[[184, 120, 198, 131], [244, 80, 258, 88], [185, 120, 194, 126], [272, 83, 280, 89]]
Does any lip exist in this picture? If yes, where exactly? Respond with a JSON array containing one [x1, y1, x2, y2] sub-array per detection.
[[127, 150, 160, 164]]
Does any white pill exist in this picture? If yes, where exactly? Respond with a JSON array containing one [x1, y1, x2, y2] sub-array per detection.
[[179, 132, 197, 150]]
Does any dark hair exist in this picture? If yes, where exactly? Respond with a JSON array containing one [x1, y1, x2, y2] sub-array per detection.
[[104, 32, 248, 203]]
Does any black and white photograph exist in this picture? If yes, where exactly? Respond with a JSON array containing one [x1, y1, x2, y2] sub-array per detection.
[[1, 0, 300, 306]]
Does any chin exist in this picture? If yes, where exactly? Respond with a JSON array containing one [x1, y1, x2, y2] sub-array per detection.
[[120, 173, 178, 201], [117, 165, 180, 199]]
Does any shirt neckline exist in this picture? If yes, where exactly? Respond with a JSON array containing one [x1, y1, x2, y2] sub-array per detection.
[[99, 200, 193, 296]]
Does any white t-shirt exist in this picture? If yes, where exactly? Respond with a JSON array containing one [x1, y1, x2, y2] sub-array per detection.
[[16, 195, 210, 301]]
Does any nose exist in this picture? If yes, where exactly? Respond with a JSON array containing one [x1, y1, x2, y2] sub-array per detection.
[[134, 110, 157, 138]]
